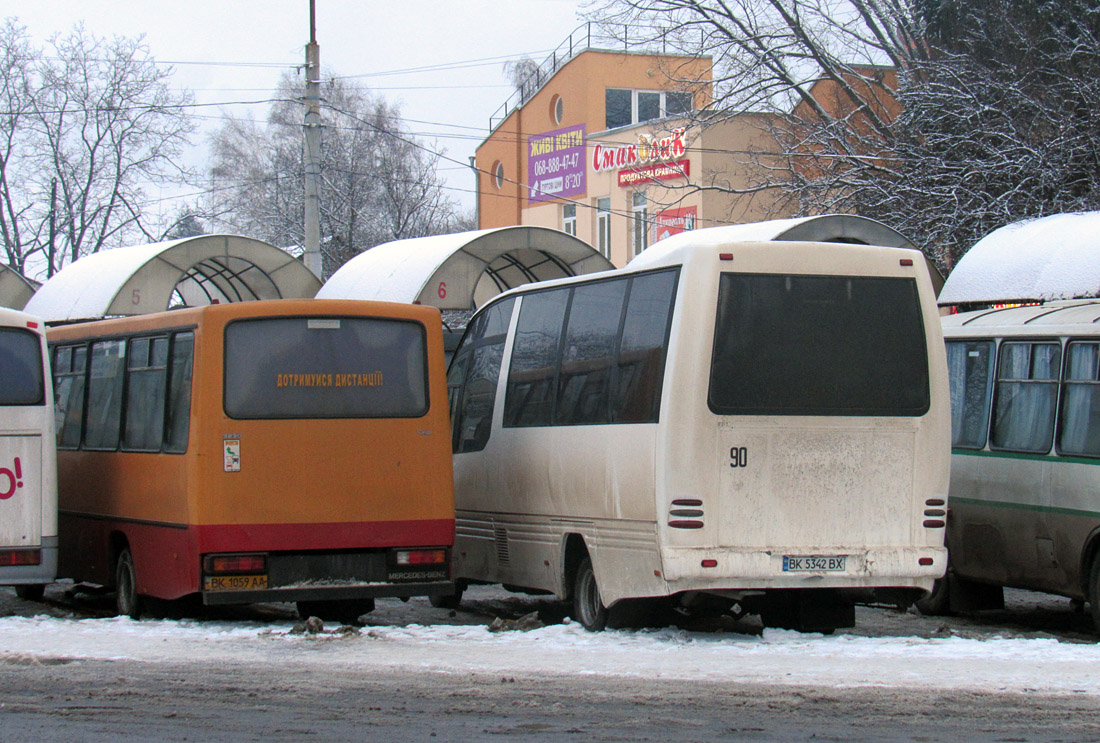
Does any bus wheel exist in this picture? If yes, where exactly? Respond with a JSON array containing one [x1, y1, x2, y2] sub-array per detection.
[[296, 599, 375, 626], [1089, 559, 1100, 635], [572, 557, 608, 632], [115, 549, 143, 620], [915, 573, 953, 616], [429, 582, 465, 609], [14, 584, 45, 602]]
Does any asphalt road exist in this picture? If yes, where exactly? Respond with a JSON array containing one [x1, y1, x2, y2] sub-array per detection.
[[1, 585, 1099, 742]]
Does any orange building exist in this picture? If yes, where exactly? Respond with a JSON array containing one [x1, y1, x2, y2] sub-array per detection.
[[475, 40, 789, 268]]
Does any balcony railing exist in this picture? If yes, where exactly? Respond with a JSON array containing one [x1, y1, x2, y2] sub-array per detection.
[[488, 22, 696, 132]]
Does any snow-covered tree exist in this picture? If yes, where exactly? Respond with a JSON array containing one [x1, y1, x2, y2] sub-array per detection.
[[592, 0, 1100, 268]]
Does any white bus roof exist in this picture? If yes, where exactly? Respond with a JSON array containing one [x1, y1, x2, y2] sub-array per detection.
[[942, 299, 1100, 332]]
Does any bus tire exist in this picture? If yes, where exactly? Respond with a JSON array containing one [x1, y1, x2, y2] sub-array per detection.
[[915, 574, 953, 616], [1089, 558, 1100, 635], [115, 548, 143, 620], [429, 582, 465, 609], [297, 598, 375, 625], [14, 584, 45, 602], [572, 557, 608, 632]]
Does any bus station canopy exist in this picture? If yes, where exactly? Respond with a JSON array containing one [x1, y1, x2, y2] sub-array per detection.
[[316, 226, 614, 310], [633, 214, 943, 296], [0, 265, 36, 311], [24, 235, 321, 323], [938, 213, 1100, 306]]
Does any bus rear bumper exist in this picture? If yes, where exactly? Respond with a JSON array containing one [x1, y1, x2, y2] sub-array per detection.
[[0, 537, 57, 585], [201, 580, 456, 606], [660, 546, 947, 592]]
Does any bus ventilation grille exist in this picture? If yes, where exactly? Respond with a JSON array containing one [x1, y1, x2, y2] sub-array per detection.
[[494, 526, 510, 564]]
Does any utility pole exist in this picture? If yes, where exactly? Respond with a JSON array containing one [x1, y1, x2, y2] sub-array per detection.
[[302, 0, 323, 278]]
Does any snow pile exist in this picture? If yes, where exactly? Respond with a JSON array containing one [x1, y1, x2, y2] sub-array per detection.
[[1, 611, 1097, 694]]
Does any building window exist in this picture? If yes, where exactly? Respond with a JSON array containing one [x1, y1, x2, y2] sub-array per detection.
[[632, 192, 648, 256], [562, 203, 577, 236], [605, 88, 694, 130], [493, 161, 504, 189], [605, 88, 632, 129], [551, 94, 564, 124], [596, 198, 611, 258]]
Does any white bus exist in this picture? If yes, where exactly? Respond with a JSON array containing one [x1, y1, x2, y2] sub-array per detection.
[[928, 300, 1100, 632], [444, 228, 950, 632], [0, 307, 57, 600]]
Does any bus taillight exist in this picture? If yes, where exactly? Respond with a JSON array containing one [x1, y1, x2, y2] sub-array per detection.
[[203, 553, 267, 574], [0, 549, 40, 566], [395, 549, 447, 566]]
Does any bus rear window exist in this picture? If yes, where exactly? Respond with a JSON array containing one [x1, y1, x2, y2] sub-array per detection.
[[0, 328, 44, 406], [224, 317, 429, 419], [708, 273, 930, 416]]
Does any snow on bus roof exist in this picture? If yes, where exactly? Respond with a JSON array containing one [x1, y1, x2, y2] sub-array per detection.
[[938, 213, 1100, 306]]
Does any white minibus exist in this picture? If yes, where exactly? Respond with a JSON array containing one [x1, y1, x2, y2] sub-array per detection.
[[0, 307, 57, 600], [444, 227, 950, 632]]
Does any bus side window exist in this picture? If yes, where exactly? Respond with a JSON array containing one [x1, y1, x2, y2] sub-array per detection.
[[946, 340, 995, 449], [53, 344, 88, 449], [448, 351, 471, 451], [164, 332, 194, 454], [84, 339, 126, 450], [991, 341, 1061, 454], [1059, 341, 1100, 457], [453, 298, 514, 453], [504, 289, 570, 427], [612, 270, 677, 423], [122, 336, 169, 452], [555, 278, 628, 425]]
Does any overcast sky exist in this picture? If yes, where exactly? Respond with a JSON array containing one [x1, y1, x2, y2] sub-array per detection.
[[3, 0, 590, 214]]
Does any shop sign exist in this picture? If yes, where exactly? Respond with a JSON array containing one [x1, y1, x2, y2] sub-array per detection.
[[592, 127, 687, 173], [654, 206, 697, 242], [618, 159, 690, 188], [528, 124, 586, 204]]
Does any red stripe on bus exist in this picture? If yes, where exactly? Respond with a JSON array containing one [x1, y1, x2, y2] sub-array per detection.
[[194, 519, 455, 553]]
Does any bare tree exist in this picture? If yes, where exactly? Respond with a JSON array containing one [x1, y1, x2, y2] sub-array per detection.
[[592, 0, 1100, 268], [0, 20, 195, 279], [207, 73, 467, 278]]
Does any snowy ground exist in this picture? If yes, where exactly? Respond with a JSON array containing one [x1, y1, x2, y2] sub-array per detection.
[[1, 585, 1097, 696]]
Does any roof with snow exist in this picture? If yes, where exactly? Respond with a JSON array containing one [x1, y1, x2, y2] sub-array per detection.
[[316, 226, 613, 309], [939, 213, 1100, 306], [0, 265, 36, 310], [24, 235, 322, 323]]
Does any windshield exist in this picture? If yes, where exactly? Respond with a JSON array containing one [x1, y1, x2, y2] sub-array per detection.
[[708, 273, 930, 416]]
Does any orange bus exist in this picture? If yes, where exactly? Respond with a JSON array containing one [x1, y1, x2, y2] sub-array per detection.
[[48, 299, 454, 622]]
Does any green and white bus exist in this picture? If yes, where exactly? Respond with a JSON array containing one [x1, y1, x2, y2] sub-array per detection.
[[933, 300, 1100, 632]]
